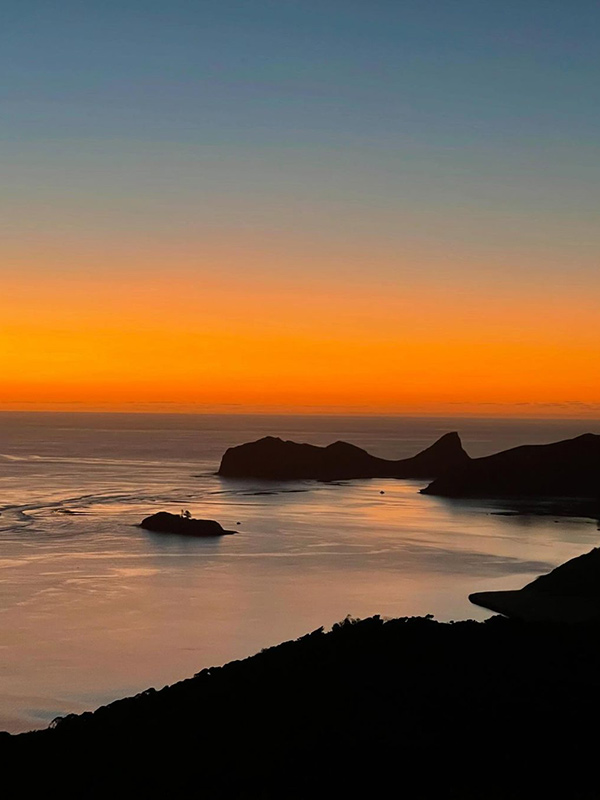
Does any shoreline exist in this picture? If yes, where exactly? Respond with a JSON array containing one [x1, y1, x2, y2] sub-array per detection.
[[5, 613, 600, 797]]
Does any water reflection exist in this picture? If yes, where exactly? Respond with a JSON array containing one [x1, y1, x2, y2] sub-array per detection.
[[1, 412, 599, 733]]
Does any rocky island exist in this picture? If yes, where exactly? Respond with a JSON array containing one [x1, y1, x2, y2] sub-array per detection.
[[218, 431, 470, 480], [140, 511, 235, 536]]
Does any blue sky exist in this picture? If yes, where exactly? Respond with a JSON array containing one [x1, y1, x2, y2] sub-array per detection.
[[3, 1, 599, 259]]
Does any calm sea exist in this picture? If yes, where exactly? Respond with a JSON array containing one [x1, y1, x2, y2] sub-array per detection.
[[1, 412, 599, 733]]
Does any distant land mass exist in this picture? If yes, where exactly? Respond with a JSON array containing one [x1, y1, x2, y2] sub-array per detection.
[[422, 433, 600, 499], [218, 431, 470, 480]]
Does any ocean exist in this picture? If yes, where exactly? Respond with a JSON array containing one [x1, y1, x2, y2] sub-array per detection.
[[1, 412, 598, 734]]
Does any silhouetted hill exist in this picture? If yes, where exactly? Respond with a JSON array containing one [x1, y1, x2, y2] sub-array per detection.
[[218, 431, 469, 480], [529, 546, 600, 596], [471, 546, 600, 622], [422, 432, 600, 499], [4, 613, 600, 797], [140, 511, 235, 536]]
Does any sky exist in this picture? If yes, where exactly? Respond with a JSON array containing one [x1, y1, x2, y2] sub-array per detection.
[[1, 0, 599, 416]]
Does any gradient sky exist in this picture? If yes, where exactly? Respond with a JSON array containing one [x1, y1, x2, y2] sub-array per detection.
[[2, 0, 599, 415]]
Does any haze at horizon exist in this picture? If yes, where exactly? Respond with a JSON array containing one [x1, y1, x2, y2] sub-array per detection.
[[2, 1, 599, 417]]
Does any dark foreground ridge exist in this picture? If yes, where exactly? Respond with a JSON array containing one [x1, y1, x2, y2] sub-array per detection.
[[422, 432, 600, 501], [5, 614, 600, 798], [218, 431, 470, 480], [140, 511, 235, 536], [471, 546, 600, 622]]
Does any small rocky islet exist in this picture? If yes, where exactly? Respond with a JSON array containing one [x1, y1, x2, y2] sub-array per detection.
[[139, 511, 235, 536]]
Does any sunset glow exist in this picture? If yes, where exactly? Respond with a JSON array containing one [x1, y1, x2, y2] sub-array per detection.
[[2, 244, 598, 415], [2, 1, 599, 417]]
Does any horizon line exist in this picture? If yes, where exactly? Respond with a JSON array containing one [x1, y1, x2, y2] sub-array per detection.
[[0, 407, 599, 423]]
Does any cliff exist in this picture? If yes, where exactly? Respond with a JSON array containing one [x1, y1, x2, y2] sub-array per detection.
[[422, 432, 600, 499], [471, 546, 600, 623]]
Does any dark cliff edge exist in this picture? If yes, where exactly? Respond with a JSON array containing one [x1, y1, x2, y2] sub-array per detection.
[[471, 546, 600, 623], [217, 431, 470, 480], [422, 432, 600, 503], [4, 613, 600, 797]]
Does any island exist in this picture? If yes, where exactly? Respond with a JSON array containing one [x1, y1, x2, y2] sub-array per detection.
[[139, 511, 235, 536], [218, 431, 470, 480], [422, 432, 600, 500]]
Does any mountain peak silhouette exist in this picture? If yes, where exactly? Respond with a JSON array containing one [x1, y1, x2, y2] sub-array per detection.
[[422, 432, 600, 498], [217, 432, 469, 480]]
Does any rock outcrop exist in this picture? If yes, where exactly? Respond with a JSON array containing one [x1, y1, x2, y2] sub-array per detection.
[[422, 432, 600, 499], [140, 512, 235, 536], [217, 432, 470, 480], [470, 546, 600, 622]]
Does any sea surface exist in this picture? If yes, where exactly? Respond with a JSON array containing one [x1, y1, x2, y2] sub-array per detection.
[[1, 412, 599, 734]]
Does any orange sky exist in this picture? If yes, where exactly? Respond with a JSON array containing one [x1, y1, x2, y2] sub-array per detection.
[[2, 242, 598, 417], [2, 3, 600, 418]]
